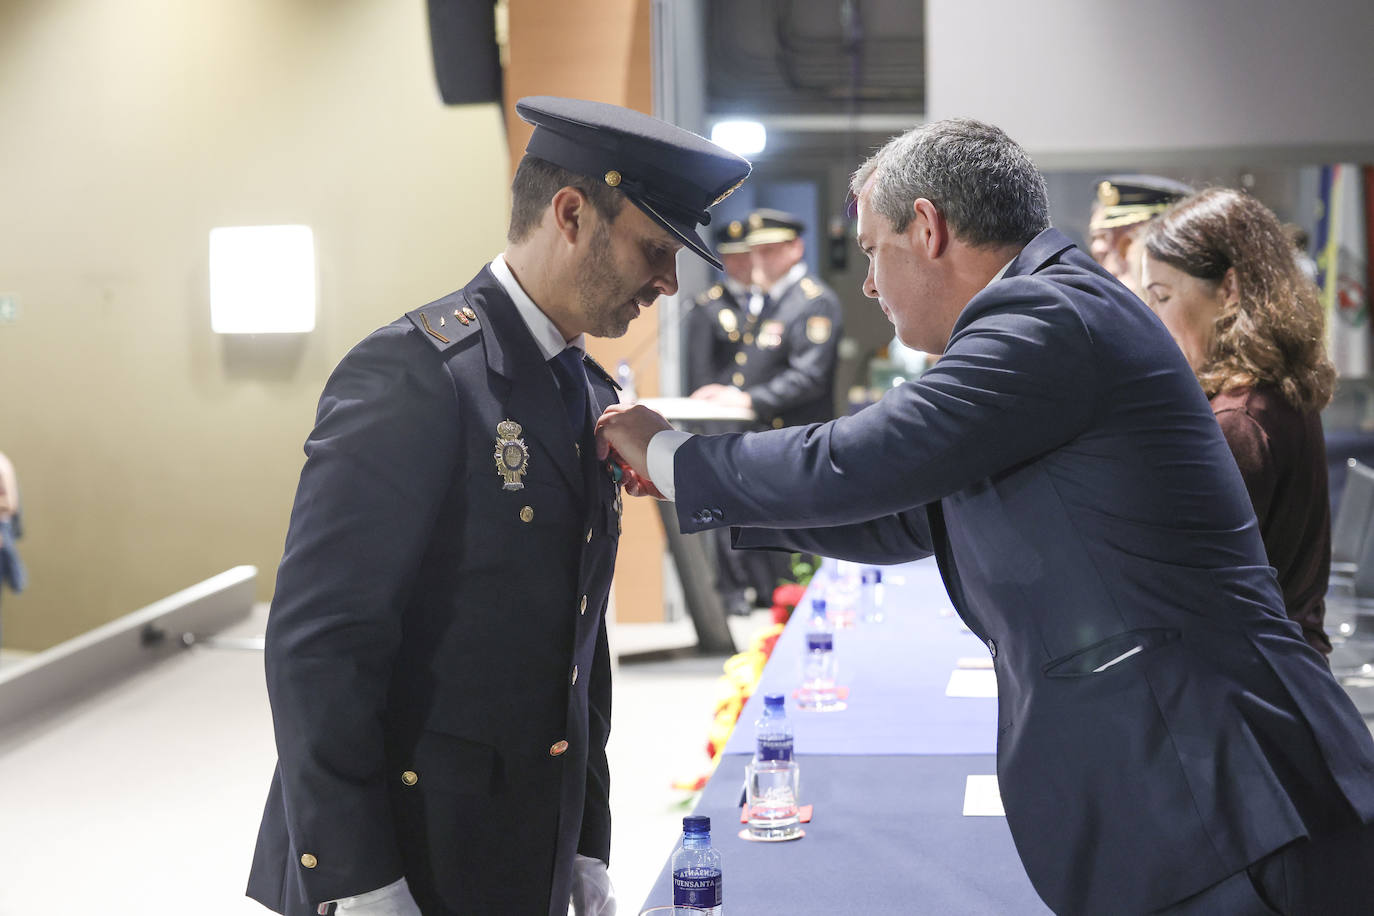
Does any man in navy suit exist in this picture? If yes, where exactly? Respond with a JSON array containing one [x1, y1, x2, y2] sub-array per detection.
[[598, 119, 1374, 914], [247, 97, 749, 916]]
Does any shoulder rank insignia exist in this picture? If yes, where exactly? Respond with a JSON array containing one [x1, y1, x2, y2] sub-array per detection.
[[717, 309, 738, 334], [494, 419, 529, 490], [806, 315, 832, 344], [407, 297, 482, 352], [799, 276, 823, 300]]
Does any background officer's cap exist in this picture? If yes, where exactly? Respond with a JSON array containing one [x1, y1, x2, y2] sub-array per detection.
[[744, 208, 805, 246], [1090, 175, 1194, 231], [516, 96, 752, 269], [714, 219, 751, 255]]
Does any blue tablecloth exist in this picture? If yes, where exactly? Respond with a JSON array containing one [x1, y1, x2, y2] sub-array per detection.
[[642, 754, 1050, 915], [643, 557, 1051, 914], [721, 558, 999, 757]]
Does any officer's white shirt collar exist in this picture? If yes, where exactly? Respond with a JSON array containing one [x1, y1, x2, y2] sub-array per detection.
[[490, 253, 586, 361], [724, 276, 751, 300], [766, 261, 809, 302]]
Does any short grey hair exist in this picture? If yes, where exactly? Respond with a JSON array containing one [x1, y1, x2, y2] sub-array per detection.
[[850, 118, 1049, 247]]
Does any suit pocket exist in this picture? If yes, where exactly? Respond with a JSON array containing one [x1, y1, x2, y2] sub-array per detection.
[[1042, 627, 1180, 678], [399, 729, 499, 796]]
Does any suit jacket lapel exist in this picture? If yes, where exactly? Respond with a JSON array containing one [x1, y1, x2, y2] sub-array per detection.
[[464, 269, 584, 493]]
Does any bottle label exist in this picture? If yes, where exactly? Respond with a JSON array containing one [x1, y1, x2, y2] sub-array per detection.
[[757, 735, 793, 761], [674, 867, 722, 907], [806, 633, 833, 652]]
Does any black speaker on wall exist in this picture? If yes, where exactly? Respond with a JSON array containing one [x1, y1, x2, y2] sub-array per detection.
[[427, 0, 502, 105]]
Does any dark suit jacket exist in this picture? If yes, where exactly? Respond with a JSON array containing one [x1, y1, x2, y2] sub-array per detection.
[[672, 230, 1374, 915], [248, 267, 621, 916]]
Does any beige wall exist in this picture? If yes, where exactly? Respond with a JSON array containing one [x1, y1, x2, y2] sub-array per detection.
[[0, 0, 510, 649]]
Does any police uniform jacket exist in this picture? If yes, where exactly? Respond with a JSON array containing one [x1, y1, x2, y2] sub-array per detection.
[[671, 229, 1374, 915], [683, 281, 745, 395], [247, 266, 622, 916], [729, 270, 841, 428]]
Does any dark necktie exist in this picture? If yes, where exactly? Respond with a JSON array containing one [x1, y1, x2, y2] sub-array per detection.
[[549, 347, 589, 439]]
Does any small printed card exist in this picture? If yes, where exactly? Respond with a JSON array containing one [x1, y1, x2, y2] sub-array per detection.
[[945, 669, 997, 698], [962, 775, 1005, 817]]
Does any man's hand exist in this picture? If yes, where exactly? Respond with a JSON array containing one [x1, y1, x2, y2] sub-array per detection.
[[690, 384, 753, 409], [596, 403, 671, 483]]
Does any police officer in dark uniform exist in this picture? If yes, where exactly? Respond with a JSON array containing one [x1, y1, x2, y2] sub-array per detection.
[[246, 96, 749, 916], [683, 219, 753, 394], [691, 208, 843, 614], [1088, 174, 1193, 299]]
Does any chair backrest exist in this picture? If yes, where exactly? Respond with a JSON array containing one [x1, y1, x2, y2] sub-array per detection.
[[1333, 459, 1374, 567]]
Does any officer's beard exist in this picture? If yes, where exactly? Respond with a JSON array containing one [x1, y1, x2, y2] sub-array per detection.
[[575, 220, 657, 339]]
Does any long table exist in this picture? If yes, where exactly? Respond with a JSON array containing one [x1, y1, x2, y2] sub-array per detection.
[[641, 558, 1051, 914]]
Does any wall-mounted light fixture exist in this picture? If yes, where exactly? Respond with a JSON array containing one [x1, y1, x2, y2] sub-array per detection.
[[710, 120, 767, 157], [209, 225, 316, 334]]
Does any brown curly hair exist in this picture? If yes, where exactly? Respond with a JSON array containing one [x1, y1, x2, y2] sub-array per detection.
[[1143, 187, 1335, 412]]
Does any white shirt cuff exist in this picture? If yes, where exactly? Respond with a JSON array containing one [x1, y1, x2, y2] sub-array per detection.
[[330, 876, 421, 916], [647, 430, 692, 502]]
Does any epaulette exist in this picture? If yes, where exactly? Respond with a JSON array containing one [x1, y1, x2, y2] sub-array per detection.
[[799, 276, 824, 300], [582, 354, 623, 391], [406, 296, 484, 352]]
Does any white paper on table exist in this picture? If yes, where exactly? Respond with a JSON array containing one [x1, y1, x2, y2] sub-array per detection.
[[963, 775, 1005, 816], [945, 668, 998, 697]]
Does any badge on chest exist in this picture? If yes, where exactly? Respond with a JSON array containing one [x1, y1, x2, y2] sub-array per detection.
[[494, 419, 530, 490]]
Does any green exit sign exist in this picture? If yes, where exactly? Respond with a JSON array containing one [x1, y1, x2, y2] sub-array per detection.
[[0, 294, 18, 324]]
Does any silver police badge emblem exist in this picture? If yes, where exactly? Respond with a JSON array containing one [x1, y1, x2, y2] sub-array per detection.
[[494, 419, 530, 490]]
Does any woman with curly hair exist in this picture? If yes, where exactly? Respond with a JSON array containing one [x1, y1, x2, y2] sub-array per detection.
[[1141, 187, 1336, 656]]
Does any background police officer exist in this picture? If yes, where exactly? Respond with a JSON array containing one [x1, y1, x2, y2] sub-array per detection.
[[683, 219, 753, 394], [1088, 174, 1193, 298], [690, 208, 843, 615], [246, 97, 749, 916]]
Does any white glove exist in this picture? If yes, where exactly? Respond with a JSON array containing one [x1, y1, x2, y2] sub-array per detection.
[[571, 854, 617, 916], [331, 876, 423, 916]]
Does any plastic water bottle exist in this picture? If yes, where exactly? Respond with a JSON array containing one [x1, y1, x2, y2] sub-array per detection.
[[672, 815, 722, 914], [799, 597, 841, 710], [828, 560, 860, 628], [861, 567, 885, 623], [746, 694, 801, 838]]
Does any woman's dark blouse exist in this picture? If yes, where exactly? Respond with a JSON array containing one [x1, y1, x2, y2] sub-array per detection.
[[1212, 385, 1332, 655]]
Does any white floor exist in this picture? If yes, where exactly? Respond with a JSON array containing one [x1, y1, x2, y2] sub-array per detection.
[[0, 606, 770, 916]]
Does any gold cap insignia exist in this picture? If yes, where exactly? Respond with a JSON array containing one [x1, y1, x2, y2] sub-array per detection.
[[604, 170, 622, 187], [806, 315, 832, 344], [727, 220, 744, 239], [1097, 180, 1120, 207], [494, 419, 530, 490], [748, 212, 764, 230]]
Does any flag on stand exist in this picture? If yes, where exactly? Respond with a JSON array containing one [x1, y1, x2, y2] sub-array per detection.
[[1315, 164, 1373, 378]]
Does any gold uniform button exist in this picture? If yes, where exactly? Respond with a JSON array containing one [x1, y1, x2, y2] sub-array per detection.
[[572, 665, 579, 685], [550, 739, 569, 757], [401, 770, 418, 787], [772, 417, 784, 429], [735, 352, 748, 366], [300, 853, 318, 869], [585, 527, 593, 543], [743, 333, 754, 345], [520, 506, 534, 523], [580, 595, 588, 613], [732, 372, 745, 387]]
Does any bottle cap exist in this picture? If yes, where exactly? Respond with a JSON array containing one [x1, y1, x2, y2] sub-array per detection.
[[683, 815, 711, 833], [811, 597, 827, 613], [763, 694, 786, 709]]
